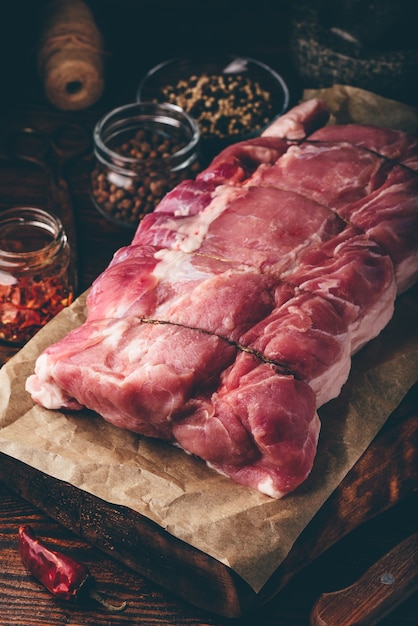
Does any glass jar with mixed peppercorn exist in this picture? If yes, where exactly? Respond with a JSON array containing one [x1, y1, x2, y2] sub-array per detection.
[[90, 102, 201, 229], [0, 206, 76, 346]]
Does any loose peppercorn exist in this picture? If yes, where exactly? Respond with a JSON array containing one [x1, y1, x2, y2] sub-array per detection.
[[157, 73, 274, 139]]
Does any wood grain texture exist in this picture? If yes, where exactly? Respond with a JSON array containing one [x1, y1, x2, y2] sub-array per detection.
[[0, 384, 417, 619], [0, 1, 418, 623], [0, 484, 417, 625], [310, 531, 418, 626]]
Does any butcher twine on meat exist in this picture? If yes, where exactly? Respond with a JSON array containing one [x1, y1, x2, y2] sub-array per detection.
[[26, 99, 418, 498]]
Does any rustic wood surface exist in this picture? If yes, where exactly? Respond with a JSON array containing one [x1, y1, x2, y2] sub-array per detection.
[[1, 1, 418, 623], [0, 474, 417, 625], [310, 531, 418, 626], [0, 383, 417, 624]]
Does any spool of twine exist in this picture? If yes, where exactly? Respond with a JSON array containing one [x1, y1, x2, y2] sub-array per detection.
[[38, 0, 104, 111]]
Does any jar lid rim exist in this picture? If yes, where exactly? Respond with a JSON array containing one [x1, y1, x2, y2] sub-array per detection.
[[93, 101, 201, 167], [0, 206, 65, 258]]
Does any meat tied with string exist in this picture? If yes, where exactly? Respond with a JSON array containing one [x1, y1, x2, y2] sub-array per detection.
[[26, 99, 418, 497]]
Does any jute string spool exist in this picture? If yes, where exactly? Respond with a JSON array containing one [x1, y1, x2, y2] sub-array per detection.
[[38, 0, 104, 111]]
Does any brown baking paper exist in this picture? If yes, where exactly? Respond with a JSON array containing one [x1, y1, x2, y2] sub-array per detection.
[[303, 84, 418, 135], [1, 88, 418, 593]]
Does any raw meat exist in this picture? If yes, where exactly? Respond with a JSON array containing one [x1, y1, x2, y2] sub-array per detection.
[[26, 99, 418, 498]]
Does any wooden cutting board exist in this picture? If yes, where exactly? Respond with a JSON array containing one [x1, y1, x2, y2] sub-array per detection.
[[0, 380, 416, 618]]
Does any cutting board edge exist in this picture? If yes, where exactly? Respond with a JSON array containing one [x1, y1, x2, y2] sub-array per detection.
[[0, 451, 255, 618], [1, 382, 417, 619]]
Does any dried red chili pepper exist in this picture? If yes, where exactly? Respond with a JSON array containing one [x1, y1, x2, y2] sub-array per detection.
[[18, 525, 126, 612]]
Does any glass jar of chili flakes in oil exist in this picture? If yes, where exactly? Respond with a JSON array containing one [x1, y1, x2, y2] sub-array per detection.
[[0, 206, 76, 346], [90, 102, 201, 229]]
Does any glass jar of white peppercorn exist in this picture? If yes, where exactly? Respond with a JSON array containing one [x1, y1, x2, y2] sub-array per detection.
[[90, 101, 201, 229]]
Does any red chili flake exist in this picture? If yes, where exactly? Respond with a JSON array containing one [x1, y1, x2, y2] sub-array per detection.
[[0, 275, 74, 345]]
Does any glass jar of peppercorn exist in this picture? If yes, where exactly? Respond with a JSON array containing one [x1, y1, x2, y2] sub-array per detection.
[[0, 206, 76, 346], [137, 55, 290, 160], [90, 101, 201, 229]]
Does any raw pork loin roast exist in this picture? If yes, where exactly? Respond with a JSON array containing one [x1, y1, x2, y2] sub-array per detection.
[[26, 99, 418, 498]]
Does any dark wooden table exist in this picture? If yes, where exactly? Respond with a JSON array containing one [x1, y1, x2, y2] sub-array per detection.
[[1, 1, 417, 624]]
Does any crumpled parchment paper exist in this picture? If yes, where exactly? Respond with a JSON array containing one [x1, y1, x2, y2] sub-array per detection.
[[0, 86, 418, 593]]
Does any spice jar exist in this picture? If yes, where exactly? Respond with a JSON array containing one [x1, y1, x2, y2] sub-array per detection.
[[90, 101, 201, 229], [0, 206, 76, 346], [137, 56, 290, 159]]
